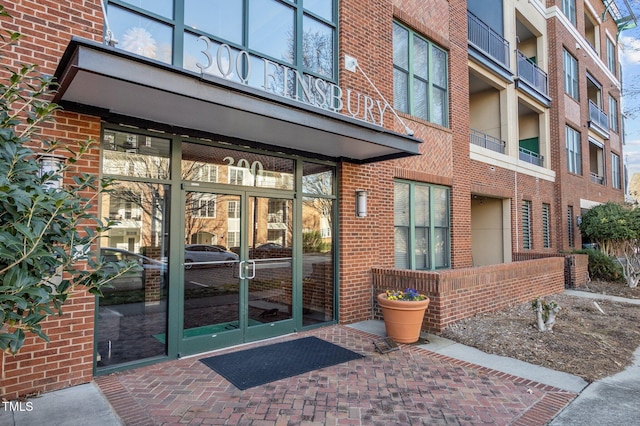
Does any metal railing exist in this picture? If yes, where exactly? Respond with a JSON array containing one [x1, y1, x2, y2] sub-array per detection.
[[590, 172, 605, 185], [470, 129, 506, 154], [519, 146, 544, 167], [468, 11, 510, 69], [516, 50, 548, 96], [589, 100, 608, 131]]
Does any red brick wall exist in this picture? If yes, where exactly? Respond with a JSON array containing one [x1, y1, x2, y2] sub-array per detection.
[[372, 257, 566, 332], [1, 1, 104, 400], [1, 290, 96, 400]]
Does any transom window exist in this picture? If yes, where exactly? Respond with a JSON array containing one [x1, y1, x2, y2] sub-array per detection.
[[393, 22, 449, 127], [563, 49, 579, 99], [394, 180, 450, 270], [107, 0, 337, 83]]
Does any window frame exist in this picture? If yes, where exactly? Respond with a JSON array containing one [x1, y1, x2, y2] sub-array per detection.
[[562, 0, 577, 26], [611, 152, 621, 189], [394, 180, 451, 270], [566, 125, 582, 175], [393, 21, 449, 127], [606, 37, 616, 75], [609, 95, 619, 133], [563, 49, 579, 99]]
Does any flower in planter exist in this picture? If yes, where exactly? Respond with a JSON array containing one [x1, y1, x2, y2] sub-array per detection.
[[384, 288, 427, 301]]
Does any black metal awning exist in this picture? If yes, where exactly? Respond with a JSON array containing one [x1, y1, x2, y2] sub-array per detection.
[[52, 38, 422, 163]]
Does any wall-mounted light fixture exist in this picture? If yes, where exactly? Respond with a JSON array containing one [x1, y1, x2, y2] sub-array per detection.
[[355, 189, 367, 218], [37, 153, 66, 189]]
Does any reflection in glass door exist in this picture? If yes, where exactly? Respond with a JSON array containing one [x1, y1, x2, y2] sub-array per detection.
[[246, 196, 293, 330], [182, 192, 242, 340]]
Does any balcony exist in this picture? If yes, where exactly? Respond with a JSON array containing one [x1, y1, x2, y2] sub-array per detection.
[[519, 146, 544, 167], [470, 129, 506, 154], [590, 172, 605, 185], [515, 51, 550, 106], [588, 100, 609, 139], [468, 11, 510, 71]]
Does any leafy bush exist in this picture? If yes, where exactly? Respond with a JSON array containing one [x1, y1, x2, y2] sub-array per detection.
[[573, 249, 624, 282]]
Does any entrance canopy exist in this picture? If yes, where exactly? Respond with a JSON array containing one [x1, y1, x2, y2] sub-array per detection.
[[53, 38, 422, 163]]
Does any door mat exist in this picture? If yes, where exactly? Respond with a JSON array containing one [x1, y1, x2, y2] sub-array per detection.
[[154, 319, 262, 343], [199, 336, 364, 390]]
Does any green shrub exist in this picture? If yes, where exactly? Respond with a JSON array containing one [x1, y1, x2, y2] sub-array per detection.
[[574, 249, 624, 282]]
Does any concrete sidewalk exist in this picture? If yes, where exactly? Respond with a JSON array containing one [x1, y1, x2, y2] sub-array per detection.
[[1, 288, 638, 425]]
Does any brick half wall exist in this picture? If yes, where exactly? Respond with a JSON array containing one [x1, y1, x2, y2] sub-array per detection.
[[372, 257, 565, 333]]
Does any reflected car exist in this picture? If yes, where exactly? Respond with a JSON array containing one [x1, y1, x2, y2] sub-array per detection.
[[100, 247, 167, 291], [249, 243, 293, 259], [184, 244, 239, 269]]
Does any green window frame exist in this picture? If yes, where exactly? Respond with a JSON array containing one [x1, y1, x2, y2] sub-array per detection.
[[394, 180, 450, 270], [393, 21, 449, 127], [106, 0, 337, 82], [563, 49, 579, 99]]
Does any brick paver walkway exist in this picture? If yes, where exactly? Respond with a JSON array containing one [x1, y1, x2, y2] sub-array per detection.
[[95, 325, 576, 425]]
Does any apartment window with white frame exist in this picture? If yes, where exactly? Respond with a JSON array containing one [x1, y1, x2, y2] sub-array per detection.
[[563, 49, 579, 99], [612, 153, 621, 189], [562, 0, 576, 25], [566, 125, 582, 175], [606, 37, 616, 75], [609, 95, 619, 132], [393, 21, 449, 127]]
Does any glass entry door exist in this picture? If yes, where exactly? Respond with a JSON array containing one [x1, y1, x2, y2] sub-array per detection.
[[181, 189, 294, 353]]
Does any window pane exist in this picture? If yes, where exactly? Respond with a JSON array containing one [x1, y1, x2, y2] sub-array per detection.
[[102, 130, 171, 179], [303, 15, 334, 78], [434, 228, 449, 268], [413, 78, 428, 120], [394, 183, 410, 226], [184, 0, 242, 44], [432, 87, 446, 126], [183, 33, 245, 82], [394, 227, 409, 269], [249, 0, 295, 64], [108, 5, 173, 64], [432, 46, 447, 87], [394, 69, 409, 113], [413, 36, 429, 80], [414, 227, 430, 269], [434, 187, 449, 226], [120, 0, 173, 18], [303, 162, 334, 195], [393, 23, 409, 70], [415, 185, 429, 226], [304, 0, 332, 21]]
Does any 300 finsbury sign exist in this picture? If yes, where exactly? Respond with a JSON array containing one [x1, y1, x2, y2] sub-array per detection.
[[195, 36, 391, 127]]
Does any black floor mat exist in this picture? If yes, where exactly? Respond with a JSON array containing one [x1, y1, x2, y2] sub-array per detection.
[[199, 336, 364, 390]]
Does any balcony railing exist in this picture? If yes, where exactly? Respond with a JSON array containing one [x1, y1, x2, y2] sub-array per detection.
[[519, 146, 544, 167], [468, 11, 510, 69], [516, 50, 548, 96], [590, 172, 605, 185], [589, 100, 608, 131], [470, 129, 506, 154]]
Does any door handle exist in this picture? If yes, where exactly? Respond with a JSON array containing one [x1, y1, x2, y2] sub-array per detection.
[[247, 260, 256, 279], [238, 261, 245, 279]]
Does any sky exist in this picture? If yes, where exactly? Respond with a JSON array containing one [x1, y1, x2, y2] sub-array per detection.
[[620, 3, 640, 188]]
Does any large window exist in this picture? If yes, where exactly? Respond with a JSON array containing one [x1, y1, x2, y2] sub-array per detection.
[[394, 181, 450, 270], [566, 125, 582, 175], [107, 0, 337, 83], [612, 153, 621, 189], [563, 49, 579, 99], [562, 0, 576, 25], [393, 22, 449, 127]]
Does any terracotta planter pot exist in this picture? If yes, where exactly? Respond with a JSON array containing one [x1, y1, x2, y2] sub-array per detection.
[[377, 293, 430, 343]]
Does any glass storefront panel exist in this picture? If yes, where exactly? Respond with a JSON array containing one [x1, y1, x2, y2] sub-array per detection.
[[96, 182, 170, 367], [107, 5, 173, 64], [102, 129, 171, 179], [182, 142, 294, 190], [302, 197, 333, 325]]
